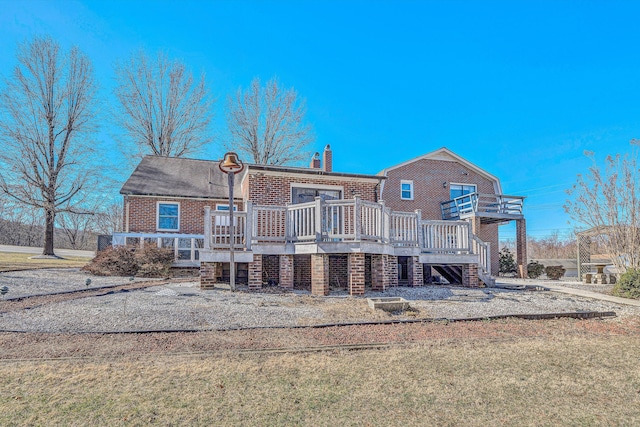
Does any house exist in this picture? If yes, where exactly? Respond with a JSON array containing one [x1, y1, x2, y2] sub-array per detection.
[[116, 145, 526, 295]]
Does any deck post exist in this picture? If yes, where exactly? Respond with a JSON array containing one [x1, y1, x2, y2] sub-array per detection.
[[245, 201, 253, 251], [354, 195, 362, 241], [467, 221, 474, 254], [415, 209, 423, 250], [378, 200, 386, 243], [284, 202, 291, 242], [203, 206, 211, 250], [382, 204, 391, 244], [314, 196, 323, 243]]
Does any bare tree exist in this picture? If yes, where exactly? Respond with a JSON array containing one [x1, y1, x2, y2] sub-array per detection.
[[113, 50, 214, 158], [226, 77, 314, 165], [0, 36, 97, 256], [57, 210, 96, 250], [565, 141, 640, 272], [94, 202, 124, 235]]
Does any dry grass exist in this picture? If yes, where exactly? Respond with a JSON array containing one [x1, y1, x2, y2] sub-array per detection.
[[1, 334, 640, 426], [0, 252, 91, 272]]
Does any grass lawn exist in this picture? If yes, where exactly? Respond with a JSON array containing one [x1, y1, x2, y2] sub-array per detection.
[[2, 334, 639, 426], [0, 252, 91, 272]]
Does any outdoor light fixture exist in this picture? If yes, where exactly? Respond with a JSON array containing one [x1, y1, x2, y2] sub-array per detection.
[[219, 152, 245, 291], [442, 182, 447, 188]]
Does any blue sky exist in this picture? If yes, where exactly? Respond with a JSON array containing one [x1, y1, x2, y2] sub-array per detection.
[[1, 0, 639, 241]]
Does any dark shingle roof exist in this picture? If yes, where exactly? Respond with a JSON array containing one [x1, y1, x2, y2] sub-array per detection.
[[120, 156, 245, 199]]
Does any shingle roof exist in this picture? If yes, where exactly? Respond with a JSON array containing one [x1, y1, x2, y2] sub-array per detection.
[[120, 156, 245, 199]]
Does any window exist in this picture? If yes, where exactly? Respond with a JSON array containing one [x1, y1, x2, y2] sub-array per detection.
[[400, 180, 413, 200], [157, 202, 179, 231], [450, 184, 476, 199], [291, 185, 342, 204]]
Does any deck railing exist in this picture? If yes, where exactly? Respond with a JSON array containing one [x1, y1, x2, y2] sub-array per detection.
[[201, 197, 478, 256], [441, 193, 524, 220], [420, 220, 471, 253], [114, 197, 491, 271], [472, 236, 491, 274]]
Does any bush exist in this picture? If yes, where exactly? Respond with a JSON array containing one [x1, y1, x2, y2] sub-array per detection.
[[527, 261, 545, 279], [135, 244, 174, 278], [499, 247, 517, 276], [82, 243, 174, 277], [612, 268, 640, 299], [544, 265, 566, 280], [82, 245, 139, 276]]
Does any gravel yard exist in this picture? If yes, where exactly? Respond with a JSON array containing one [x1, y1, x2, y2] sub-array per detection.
[[1, 269, 638, 333], [0, 268, 158, 298]]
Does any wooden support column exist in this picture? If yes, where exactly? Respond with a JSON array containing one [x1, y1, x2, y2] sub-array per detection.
[[408, 256, 423, 287], [248, 254, 263, 291], [279, 254, 294, 289], [349, 253, 366, 296], [311, 254, 330, 296], [516, 219, 528, 278]]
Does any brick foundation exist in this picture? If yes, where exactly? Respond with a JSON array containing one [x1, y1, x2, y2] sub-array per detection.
[[408, 256, 423, 287], [248, 254, 263, 290], [461, 263, 480, 288], [294, 255, 312, 290], [328, 255, 349, 290], [311, 254, 329, 296], [348, 253, 366, 296], [279, 254, 294, 289], [263, 255, 280, 284], [200, 261, 219, 289], [386, 255, 398, 287]]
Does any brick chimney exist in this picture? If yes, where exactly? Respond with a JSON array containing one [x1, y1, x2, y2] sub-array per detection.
[[322, 144, 332, 172], [310, 152, 320, 169]]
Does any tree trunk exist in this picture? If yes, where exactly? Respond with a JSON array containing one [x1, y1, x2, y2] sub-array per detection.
[[43, 208, 55, 256]]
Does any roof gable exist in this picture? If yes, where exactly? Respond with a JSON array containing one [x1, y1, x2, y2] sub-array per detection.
[[379, 147, 502, 194]]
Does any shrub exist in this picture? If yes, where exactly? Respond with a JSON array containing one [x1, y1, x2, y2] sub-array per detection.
[[82, 243, 174, 277], [544, 265, 566, 280], [499, 247, 517, 276], [612, 268, 640, 299], [135, 243, 174, 278], [527, 261, 545, 279], [82, 245, 139, 276]]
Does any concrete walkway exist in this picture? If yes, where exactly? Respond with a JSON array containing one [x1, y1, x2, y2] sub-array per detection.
[[495, 278, 640, 307], [541, 283, 640, 307], [0, 245, 94, 258]]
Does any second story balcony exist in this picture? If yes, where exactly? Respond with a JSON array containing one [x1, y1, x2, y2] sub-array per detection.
[[441, 192, 525, 224]]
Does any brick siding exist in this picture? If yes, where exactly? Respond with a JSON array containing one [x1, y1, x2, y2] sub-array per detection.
[[246, 172, 379, 206], [125, 196, 240, 234]]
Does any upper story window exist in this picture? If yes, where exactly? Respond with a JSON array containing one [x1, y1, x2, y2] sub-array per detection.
[[401, 180, 413, 200], [450, 184, 477, 200], [157, 202, 179, 231]]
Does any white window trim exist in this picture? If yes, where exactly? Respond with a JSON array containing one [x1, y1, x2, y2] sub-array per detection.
[[156, 201, 180, 232], [400, 180, 414, 200]]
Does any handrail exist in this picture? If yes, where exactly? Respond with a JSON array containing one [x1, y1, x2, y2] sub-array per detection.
[[441, 192, 524, 220]]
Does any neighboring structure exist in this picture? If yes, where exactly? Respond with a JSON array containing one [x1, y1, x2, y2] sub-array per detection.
[[115, 145, 526, 295]]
